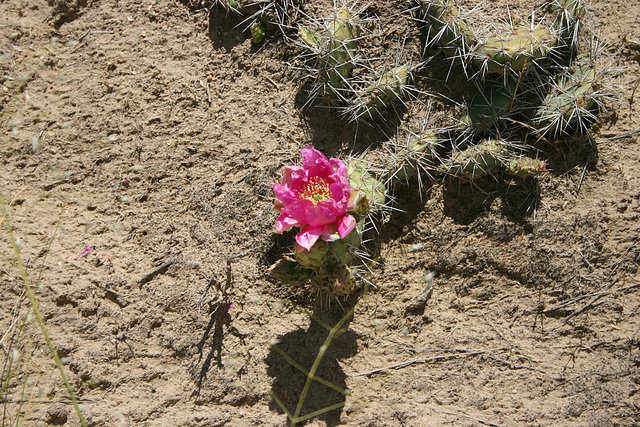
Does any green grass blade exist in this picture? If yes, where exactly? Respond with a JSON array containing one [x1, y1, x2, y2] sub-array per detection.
[[1, 194, 88, 427]]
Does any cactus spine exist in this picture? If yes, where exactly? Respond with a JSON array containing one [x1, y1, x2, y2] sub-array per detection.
[[384, 130, 444, 184], [298, 7, 362, 102], [551, 0, 586, 48], [532, 53, 601, 136], [473, 26, 558, 74], [419, 0, 476, 58], [346, 64, 412, 121]]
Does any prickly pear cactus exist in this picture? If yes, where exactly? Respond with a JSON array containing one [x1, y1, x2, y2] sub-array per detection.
[[297, 7, 362, 103], [532, 53, 601, 136], [268, 0, 618, 302], [447, 139, 507, 179], [384, 130, 445, 184], [551, 0, 587, 48], [419, 0, 476, 59], [406, 0, 616, 183], [347, 64, 412, 121], [473, 26, 558, 75]]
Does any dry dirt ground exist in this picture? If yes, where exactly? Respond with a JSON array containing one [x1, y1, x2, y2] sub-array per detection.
[[1, 0, 640, 425]]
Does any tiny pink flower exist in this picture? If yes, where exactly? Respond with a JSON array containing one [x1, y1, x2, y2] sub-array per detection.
[[272, 146, 356, 251], [75, 246, 93, 260]]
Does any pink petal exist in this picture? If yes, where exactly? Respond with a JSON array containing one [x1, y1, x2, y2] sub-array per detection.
[[305, 204, 338, 227], [281, 165, 305, 188], [300, 146, 327, 169], [329, 182, 350, 206], [272, 184, 298, 205], [337, 214, 356, 239], [330, 157, 348, 178], [295, 226, 323, 250], [307, 161, 334, 183], [275, 213, 300, 233], [281, 199, 315, 223]]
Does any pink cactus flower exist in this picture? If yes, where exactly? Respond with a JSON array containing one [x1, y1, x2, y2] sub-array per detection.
[[272, 146, 356, 251]]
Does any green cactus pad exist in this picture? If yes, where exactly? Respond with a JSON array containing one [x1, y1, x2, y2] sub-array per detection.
[[251, 22, 267, 43], [473, 25, 558, 74], [329, 265, 357, 296], [330, 227, 362, 268], [298, 26, 321, 48], [349, 64, 410, 120], [390, 130, 444, 183], [323, 8, 361, 96], [448, 139, 507, 179], [458, 82, 516, 133], [420, 0, 476, 57], [294, 239, 330, 269], [347, 161, 386, 217], [533, 54, 600, 135], [551, 0, 586, 47], [507, 157, 549, 177]]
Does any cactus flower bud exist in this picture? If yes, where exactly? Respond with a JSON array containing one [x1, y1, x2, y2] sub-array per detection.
[[507, 157, 549, 177], [294, 239, 330, 269], [331, 266, 357, 296]]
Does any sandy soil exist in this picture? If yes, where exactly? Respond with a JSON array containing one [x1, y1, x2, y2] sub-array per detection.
[[1, 0, 640, 425]]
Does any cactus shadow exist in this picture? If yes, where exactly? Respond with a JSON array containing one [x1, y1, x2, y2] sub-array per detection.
[[294, 86, 408, 157], [441, 175, 541, 226], [538, 135, 599, 178], [260, 230, 296, 268], [378, 179, 432, 244], [208, 7, 249, 51], [265, 303, 358, 426]]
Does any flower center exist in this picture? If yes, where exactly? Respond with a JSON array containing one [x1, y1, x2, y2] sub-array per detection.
[[298, 176, 332, 206]]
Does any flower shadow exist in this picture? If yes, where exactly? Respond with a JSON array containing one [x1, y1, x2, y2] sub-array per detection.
[[266, 304, 358, 426]]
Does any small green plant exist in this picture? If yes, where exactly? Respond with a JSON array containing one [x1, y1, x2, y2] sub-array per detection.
[[268, 300, 360, 426]]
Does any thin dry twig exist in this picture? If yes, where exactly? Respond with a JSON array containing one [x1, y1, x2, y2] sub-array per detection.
[[551, 278, 620, 331], [138, 258, 176, 287], [575, 163, 589, 195], [348, 347, 544, 377], [439, 410, 504, 427], [348, 351, 483, 377]]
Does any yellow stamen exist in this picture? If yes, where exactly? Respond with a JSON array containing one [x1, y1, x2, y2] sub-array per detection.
[[298, 176, 332, 206]]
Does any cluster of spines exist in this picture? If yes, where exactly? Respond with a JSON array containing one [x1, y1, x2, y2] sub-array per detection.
[[418, 0, 565, 78], [408, 0, 614, 174], [418, 0, 476, 63], [343, 62, 420, 123], [214, 0, 301, 43], [530, 51, 611, 138], [381, 128, 548, 185], [550, 0, 587, 49], [296, 6, 363, 104], [382, 127, 445, 188], [296, 4, 419, 122]]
